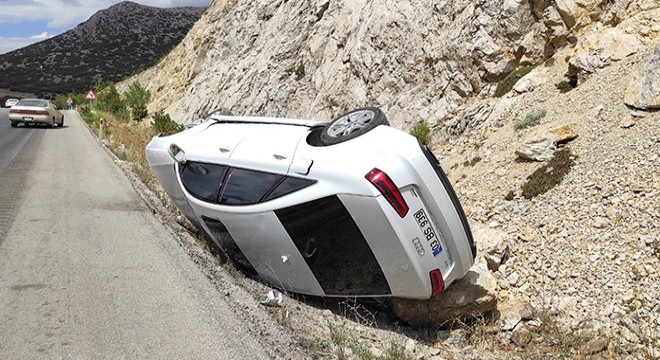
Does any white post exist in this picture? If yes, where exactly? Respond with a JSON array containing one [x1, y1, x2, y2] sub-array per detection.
[[99, 118, 104, 140]]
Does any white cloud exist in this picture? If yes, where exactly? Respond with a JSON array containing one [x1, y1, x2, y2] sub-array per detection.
[[30, 32, 52, 40], [0, 37, 40, 55]]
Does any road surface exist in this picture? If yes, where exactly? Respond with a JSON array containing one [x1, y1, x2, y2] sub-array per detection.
[[0, 110, 279, 359]]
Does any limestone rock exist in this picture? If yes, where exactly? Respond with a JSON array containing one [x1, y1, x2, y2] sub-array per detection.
[[445, 102, 493, 136], [548, 125, 578, 143], [624, 46, 660, 110], [554, 0, 576, 28], [472, 224, 509, 271], [569, 27, 642, 76], [498, 297, 535, 331], [391, 256, 497, 326], [515, 138, 556, 161], [587, 104, 604, 122], [620, 117, 637, 128], [513, 67, 550, 93]]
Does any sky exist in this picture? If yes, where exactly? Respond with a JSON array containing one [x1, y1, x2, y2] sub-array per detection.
[[0, 0, 212, 54]]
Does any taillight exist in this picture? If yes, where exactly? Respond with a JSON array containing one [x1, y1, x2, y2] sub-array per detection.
[[10, 109, 48, 115], [430, 269, 444, 298], [365, 168, 409, 218]]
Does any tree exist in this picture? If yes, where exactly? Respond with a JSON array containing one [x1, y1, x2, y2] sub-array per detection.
[[124, 81, 151, 120], [96, 82, 128, 121]]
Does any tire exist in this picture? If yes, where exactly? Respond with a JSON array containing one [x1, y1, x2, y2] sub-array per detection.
[[320, 107, 389, 145], [60, 116, 64, 127], [10, 122, 17, 128]]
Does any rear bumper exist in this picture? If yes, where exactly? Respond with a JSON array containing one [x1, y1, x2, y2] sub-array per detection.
[[9, 114, 52, 124]]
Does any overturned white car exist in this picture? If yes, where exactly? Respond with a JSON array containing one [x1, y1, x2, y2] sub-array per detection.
[[145, 108, 476, 299]]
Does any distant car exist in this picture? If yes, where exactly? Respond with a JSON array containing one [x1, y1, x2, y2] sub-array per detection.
[[146, 108, 476, 299], [8, 99, 64, 128], [5, 98, 19, 108]]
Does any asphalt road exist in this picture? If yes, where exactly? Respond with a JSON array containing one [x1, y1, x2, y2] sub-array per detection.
[[0, 109, 274, 359]]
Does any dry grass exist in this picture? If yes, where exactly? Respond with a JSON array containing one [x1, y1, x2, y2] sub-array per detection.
[[106, 120, 159, 189]]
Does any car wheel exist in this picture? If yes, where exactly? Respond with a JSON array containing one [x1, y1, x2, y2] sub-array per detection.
[[10, 122, 17, 127], [60, 116, 64, 127], [320, 107, 389, 145]]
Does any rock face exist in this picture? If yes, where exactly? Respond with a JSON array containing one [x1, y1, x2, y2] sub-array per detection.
[[625, 45, 660, 109], [126, 0, 655, 130]]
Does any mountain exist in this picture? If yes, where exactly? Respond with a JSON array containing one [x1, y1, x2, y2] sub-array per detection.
[[0, 1, 205, 98], [121, 0, 659, 358]]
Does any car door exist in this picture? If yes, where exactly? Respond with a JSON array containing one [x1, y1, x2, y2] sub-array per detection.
[[228, 123, 308, 175], [180, 123, 307, 175]]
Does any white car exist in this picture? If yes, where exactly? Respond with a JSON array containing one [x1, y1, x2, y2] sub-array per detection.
[[146, 108, 476, 299], [8, 99, 64, 128], [5, 98, 19, 108]]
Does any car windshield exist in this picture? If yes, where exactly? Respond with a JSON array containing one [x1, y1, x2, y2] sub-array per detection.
[[17, 99, 48, 107]]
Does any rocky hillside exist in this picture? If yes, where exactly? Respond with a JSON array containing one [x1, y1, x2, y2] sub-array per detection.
[[0, 1, 205, 98], [123, 0, 659, 358]]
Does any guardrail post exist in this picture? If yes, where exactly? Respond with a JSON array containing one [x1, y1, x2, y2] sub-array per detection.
[[99, 118, 104, 140]]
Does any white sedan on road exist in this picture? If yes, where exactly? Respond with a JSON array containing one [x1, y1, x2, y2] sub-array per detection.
[[146, 108, 476, 299], [4, 98, 18, 108], [9, 99, 64, 128]]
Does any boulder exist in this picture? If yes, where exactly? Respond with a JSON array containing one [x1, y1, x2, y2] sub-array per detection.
[[471, 224, 510, 272], [515, 138, 556, 161], [548, 125, 578, 143], [624, 46, 660, 110], [392, 256, 498, 326], [554, 0, 576, 28], [569, 27, 642, 76], [498, 297, 535, 331], [445, 102, 493, 136]]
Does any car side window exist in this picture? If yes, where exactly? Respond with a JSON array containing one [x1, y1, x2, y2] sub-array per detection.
[[220, 169, 283, 205], [181, 161, 315, 206], [180, 162, 228, 202], [264, 177, 315, 201]]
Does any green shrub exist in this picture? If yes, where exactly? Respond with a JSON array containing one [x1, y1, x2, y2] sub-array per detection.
[[494, 66, 534, 97], [54, 95, 68, 110], [151, 110, 183, 135], [521, 148, 575, 199], [514, 110, 547, 130], [124, 81, 150, 120], [96, 82, 128, 121], [409, 120, 431, 145]]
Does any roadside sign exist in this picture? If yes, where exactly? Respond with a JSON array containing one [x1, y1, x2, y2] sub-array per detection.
[[85, 89, 96, 101]]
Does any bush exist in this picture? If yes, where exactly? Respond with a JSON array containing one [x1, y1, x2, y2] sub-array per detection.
[[514, 110, 547, 130], [409, 120, 431, 145], [96, 82, 128, 121], [124, 81, 150, 120], [151, 110, 183, 135], [494, 66, 534, 97]]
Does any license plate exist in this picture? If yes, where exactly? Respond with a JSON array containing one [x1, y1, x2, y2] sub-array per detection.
[[414, 209, 442, 257], [23, 117, 33, 121]]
